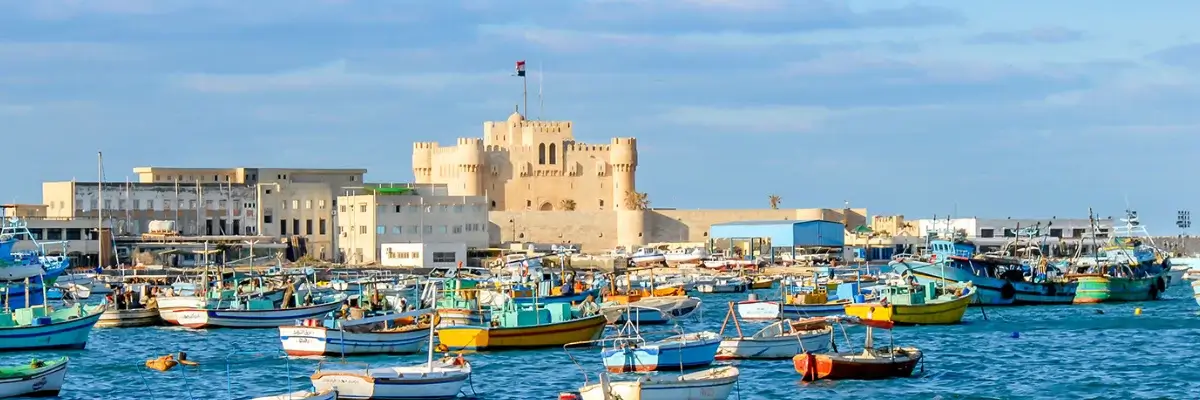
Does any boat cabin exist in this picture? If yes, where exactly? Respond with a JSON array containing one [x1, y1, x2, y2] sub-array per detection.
[[877, 282, 941, 306], [497, 302, 575, 327]]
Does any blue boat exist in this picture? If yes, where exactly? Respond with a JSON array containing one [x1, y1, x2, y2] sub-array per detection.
[[890, 238, 1077, 305], [600, 330, 720, 372], [0, 302, 105, 351], [0, 218, 70, 283]]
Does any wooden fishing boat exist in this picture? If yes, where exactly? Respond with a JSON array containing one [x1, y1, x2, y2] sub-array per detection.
[[175, 298, 343, 329], [0, 304, 104, 350], [0, 357, 69, 398], [577, 366, 739, 400], [1067, 209, 1171, 304], [437, 302, 607, 350], [600, 331, 720, 372], [311, 355, 471, 400], [97, 306, 160, 328], [252, 389, 337, 400], [715, 303, 832, 360], [736, 281, 870, 320], [1191, 280, 1200, 307], [892, 238, 1078, 305], [599, 293, 701, 325], [1070, 272, 1168, 304], [793, 316, 921, 381], [749, 276, 777, 290], [844, 282, 974, 325], [696, 277, 748, 293], [280, 308, 432, 356]]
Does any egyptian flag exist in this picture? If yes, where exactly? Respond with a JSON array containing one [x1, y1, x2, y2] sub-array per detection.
[[515, 60, 526, 77]]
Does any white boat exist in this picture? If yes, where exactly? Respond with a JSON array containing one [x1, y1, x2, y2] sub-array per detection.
[[175, 299, 343, 329], [251, 389, 337, 400], [97, 307, 159, 328], [0, 356, 69, 398], [598, 296, 702, 325], [716, 318, 833, 360], [311, 286, 472, 400], [155, 295, 209, 324], [578, 366, 739, 400], [625, 248, 667, 265], [280, 308, 432, 356], [696, 277, 747, 294], [1192, 280, 1200, 307], [664, 248, 709, 265], [735, 299, 848, 320]]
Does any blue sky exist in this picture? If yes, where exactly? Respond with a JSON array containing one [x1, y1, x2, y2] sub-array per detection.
[[1, 0, 1198, 232]]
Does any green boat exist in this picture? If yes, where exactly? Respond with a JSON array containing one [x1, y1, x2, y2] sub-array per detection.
[[1067, 210, 1170, 304], [0, 356, 69, 397]]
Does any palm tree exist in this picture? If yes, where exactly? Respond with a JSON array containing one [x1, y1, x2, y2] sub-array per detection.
[[559, 199, 577, 211], [768, 194, 781, 210], [624, 190, 650, 210]]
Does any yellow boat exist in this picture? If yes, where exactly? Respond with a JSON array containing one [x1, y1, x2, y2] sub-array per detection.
[[437, 303, 607, 350], [844, 282, 975, 325], [750, 276, 777, 290]]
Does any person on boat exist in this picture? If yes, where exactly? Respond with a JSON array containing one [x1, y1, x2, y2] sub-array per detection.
[[302, 291, 314, 307], [573, 279, 585, 294]]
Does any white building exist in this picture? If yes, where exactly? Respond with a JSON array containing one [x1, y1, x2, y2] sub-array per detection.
[[380, 242, 467, 268], [337, 184, 489, 264], [915, 216, 1116, 249]]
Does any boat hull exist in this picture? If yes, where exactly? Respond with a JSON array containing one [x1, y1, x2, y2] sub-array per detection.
[[1071, 273, 1167, 304], [0, 307, 103, 351], [735, 300, 845, 320], [601, 333, 720, 372], [280, 326, 429, 356], [716, 329, 831, 360], [436, 314, 607, 350], [844, 290, 973, 325], [894, 261, 1077, 305], [252, 390, 337, 400], [311, 370, 468, 400], [155, 296, 208, 324], [0, 357, 68, 397], [173, 302, 342, 329], [97, 308, 160, 328], [793, 350, 921, 381], [579, 367, 739, 400], [697, 283, 747, 294], [0, 264, 47, 281]]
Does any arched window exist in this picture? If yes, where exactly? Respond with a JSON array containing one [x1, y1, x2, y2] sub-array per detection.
[[549, 143, 557, 164], [538, 143, 546, 165]]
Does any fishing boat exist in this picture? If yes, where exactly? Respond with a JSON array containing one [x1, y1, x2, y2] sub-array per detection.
[[749, 275, 777, 290], [1192, 280, 1200, 307], [280, 308, 432, 356], [312, 284, 472, 400], [1067, 210, 1171, 304], [173, 290, 345, 329], [0, 303, 104, 350], [600, 330, 721, 372], [252, 390, 337, 400], [437, 300, 607, 350], [695, 276, 748, 293], [891, 234, 1078, 305], [736, 281, 869, 320], [0, 218, 57, 282], [0, 357, 69, 398], [844, 281, 974, 325], [663, 247, 709, 265], [715, 303, 832, 360], [576, 366, 740, 400], [626, 247, 667, 266], [793, 316, 922, 381], [598, 270, 701, 325], [96, 285, 160, 328]]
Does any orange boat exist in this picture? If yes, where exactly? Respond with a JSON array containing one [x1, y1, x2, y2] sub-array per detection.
[[792, 316, 922, 381]]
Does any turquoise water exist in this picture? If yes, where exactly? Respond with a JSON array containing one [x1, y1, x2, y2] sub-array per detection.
[[4, 284, 1199, 400]]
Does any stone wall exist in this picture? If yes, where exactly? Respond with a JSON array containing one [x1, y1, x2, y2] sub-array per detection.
[[490, 211, 621, 250]]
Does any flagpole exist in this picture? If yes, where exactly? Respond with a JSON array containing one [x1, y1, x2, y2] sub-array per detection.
[[539, 61, 544, 120], [523, 70, 528, 117]]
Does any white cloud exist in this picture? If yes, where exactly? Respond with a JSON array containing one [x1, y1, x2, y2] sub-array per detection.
[[173, 60, 501, 93]]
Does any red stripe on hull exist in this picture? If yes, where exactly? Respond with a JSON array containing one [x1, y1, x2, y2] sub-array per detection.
[[284, 350, 326, 356]]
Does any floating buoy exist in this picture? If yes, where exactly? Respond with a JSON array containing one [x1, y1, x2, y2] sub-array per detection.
[[1010, 332, 1020, 339], [1134, 307, 1142, 315], [558, 392, 580, 400]]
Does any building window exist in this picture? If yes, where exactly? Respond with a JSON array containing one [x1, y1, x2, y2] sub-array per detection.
[[319, 219, 327, 235], [319, 200, 326, 209], [439, 225, 448, 234], [292, 200, 299, 209], [340, 205, 346, 213], [392, 226, 402, 234], [292, 220, 300, 236], [306, 219, 313, 235], [282, 201, 288, 210], [423, 225, 433, 234], [376, 225, 385, 234], [1002, 228, 1015, 238], [395, 205, 402, 213], [265, 215, 273, 223], [360, 226, 368, 234], [133, 199, 142, 209], [280, 219, 288, 235], [549, 143, 557, 164], [979, 229, 994, 238], [1049, 228, 1063, 238], [1072, 228, 1086, 238], [1098, 228, 1110, 238], [526, 200, 532, 207], [490, 200, 496, 209], [432, 252, 456, 263], [206, 200, 214, 210], [410, 225, 418, 233], [454, 205, 463, 213], [305, 200, 312, 209], [66, 229, 82, 240], [359, 204, 367, 212], [440, 205, 449, 212], [219, 200, 227, 209], [599, 199, 605, 207], [538, 143, 546, 164]]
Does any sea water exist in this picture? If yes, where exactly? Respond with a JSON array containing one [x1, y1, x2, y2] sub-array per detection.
[[3, 285, 1199, 400]]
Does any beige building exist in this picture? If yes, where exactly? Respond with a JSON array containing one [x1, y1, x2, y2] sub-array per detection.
[[336, 184, 489, 264], [43, 166, 366, 261], [414, 111, 867, 251]]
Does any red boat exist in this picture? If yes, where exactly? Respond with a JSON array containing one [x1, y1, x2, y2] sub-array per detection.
[[792, 316, 923, 381]]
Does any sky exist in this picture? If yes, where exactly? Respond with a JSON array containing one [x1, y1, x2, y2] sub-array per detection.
[[1, 0, 1198, 233]]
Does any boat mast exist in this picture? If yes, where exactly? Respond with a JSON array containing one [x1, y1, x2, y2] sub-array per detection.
[[97, 151, 104, 269], [426, 282, 438, 371]]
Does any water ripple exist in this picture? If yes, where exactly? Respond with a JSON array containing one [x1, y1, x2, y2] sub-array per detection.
[[1, 285, 1197, 399]]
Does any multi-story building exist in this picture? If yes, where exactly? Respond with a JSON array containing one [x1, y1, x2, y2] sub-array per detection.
[[43, 166, 366, 261], [336, 184, 489, 264]]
